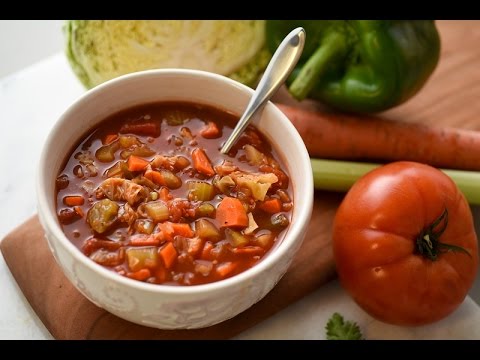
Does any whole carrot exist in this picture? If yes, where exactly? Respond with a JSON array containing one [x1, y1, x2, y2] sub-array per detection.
[[276, 103, 480, 171]]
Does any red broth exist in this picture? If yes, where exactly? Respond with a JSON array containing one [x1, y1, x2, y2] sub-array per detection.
[[55, 101, 293, 286]]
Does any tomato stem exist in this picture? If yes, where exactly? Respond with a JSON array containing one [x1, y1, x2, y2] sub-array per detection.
[[415, 208, 471, 261]]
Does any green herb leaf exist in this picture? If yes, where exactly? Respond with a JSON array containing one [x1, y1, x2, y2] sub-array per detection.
[[326, 313, 363, 340]]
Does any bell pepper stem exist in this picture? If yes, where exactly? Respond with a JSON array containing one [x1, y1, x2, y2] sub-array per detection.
[[311, 158, 480, 205], [290, 31, 348, 101]]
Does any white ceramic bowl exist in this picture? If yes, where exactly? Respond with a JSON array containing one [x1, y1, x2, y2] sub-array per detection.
[[37, 69, 313, 329]]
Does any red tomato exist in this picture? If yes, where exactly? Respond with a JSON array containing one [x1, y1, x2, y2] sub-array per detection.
[[333, 161, 479, 326]]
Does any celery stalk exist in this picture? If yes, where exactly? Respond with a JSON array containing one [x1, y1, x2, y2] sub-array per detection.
[[310, 158, 480, 205], [188, 181, 216, 201]]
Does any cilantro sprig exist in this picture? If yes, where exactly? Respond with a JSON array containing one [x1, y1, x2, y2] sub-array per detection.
[[326, 313, 364, 340]]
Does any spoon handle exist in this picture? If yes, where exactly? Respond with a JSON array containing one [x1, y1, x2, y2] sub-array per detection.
[[220, 27, 306, 154]]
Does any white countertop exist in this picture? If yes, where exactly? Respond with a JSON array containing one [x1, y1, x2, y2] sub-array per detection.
[[1, 53, 480, 340]]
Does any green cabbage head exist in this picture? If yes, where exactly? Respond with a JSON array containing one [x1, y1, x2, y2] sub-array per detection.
[[64, 20, 271, 89]]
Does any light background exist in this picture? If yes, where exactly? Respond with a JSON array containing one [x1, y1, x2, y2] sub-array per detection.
[[0, 20, 64, 78]]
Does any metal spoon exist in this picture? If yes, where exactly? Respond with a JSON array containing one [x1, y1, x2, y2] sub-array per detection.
[[220, 27, 306, 154]]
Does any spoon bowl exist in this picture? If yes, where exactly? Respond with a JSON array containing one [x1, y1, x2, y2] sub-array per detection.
[[220, 27, 305, 154]]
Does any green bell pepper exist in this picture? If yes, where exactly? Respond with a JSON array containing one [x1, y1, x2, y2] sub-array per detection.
[[266, 20, 440, 113]]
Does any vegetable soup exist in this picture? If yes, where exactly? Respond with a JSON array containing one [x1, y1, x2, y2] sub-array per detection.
[[55, 102, 293, 286]]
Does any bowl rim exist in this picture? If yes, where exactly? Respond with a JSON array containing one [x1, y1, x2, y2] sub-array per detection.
[[37, 68, 313, 295]]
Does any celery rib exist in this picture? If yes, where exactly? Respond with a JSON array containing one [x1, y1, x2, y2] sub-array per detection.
[[311, 158, 480, 205]]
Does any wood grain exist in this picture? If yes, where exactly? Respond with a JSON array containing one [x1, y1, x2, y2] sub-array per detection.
[[1, 20, 479, 339], [385, 21, 480, 128]]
